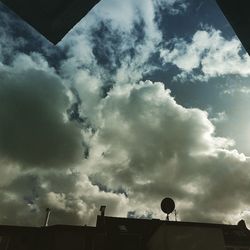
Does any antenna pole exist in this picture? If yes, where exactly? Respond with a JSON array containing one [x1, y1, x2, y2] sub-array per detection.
[[43, 208, 51, 227]]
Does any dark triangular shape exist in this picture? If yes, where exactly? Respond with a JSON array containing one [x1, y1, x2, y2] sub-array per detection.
[[216, 0, 250, 55], [1, 0, 100, 44]]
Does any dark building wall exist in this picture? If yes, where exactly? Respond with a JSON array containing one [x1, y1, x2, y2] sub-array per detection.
[[0, 226, 40, 250], [1, 216, 250, 250], [0, 225, 97, 250]]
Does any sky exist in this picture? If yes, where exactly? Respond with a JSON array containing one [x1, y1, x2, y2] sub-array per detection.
[[1, 0, 250, 227]]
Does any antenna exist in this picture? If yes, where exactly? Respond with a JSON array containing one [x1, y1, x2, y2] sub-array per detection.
[[161, 197, 175, 221], [43, 208, 51, 227]]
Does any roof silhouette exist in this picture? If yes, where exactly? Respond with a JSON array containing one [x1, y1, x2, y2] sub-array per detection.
[[0, 0, 100, 44], [0, 215, 249, 250]]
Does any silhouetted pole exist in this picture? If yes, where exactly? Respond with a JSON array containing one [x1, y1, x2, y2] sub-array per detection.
[[174, 209, 177, 221], [100, 205, 106, 217], [166, 214, 170, 221], [43, 208, 51, 227]]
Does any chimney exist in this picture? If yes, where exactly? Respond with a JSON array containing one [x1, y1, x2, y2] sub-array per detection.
[[100, 205, 106, 217], [43, 208, 51, 227]]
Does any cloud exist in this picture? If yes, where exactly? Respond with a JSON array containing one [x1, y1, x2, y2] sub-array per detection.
[[223, 86, 250, 96], [81, 80, 250, 224], [0, 0, 174, 226], [60, 0, 189, 85], [210, 112, 227, 124], [0, 79, 240, 226], [0, 169, 129, 226], [0, 19, 26, 63], [1, 73, 250, 226], [0, 161, 20, 188], [160, 28, 250, 81], [0, 53, 83, 168], [155, 0, 188, 15]]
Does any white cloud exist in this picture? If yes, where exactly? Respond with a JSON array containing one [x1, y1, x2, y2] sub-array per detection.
[[155, 0, 188, 15], [79, 80, 249, 224], [160, 28, 250, 81], [60, 0, 187, 86]]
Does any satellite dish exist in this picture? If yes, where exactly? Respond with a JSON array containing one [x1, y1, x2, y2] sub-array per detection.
[[161, 197, 175, 215]]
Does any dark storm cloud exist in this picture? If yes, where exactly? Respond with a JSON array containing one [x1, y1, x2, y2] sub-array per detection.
[[0, 64, 83, 168]]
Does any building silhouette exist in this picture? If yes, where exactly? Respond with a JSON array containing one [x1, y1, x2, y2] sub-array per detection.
[[0, 211, 250, 250]]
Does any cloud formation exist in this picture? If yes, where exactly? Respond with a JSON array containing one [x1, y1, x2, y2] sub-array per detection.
[[1, 0, 250, 228], [83, 80, 250, 224], [0, 54, 83, 168], [160, 28, 250, 81]]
